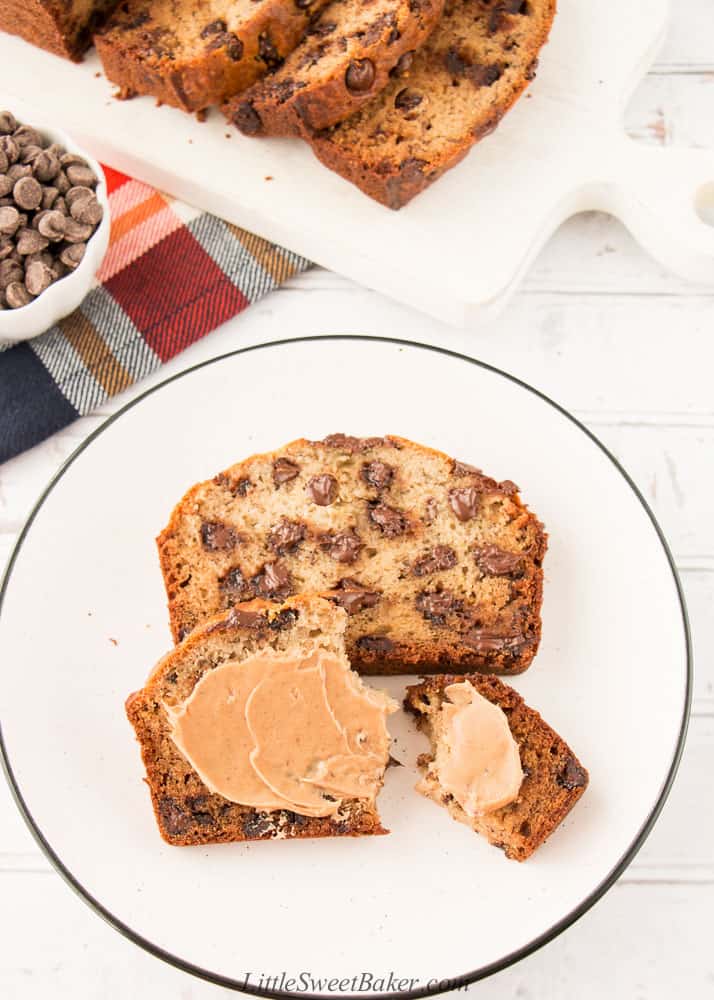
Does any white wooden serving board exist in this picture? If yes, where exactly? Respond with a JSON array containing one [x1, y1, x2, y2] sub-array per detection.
[[2, 0, 713, 325]]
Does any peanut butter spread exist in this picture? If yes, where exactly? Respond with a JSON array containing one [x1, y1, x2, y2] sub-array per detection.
[[165, 650, 397, 818], [434, 681, 523, 816]]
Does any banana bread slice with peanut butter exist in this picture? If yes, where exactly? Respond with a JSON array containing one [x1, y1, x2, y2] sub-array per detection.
[[95, 0, 332, 113], [127, 595, 398, 845], [405, 674, 588, 860]]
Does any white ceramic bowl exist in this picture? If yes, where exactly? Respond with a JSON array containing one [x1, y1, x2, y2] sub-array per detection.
[[0, 98, 110, 344]]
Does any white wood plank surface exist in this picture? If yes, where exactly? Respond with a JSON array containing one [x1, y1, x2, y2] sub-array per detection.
[[1, 0, 713, 994]]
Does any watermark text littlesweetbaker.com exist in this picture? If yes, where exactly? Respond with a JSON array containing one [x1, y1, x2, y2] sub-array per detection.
[[240, 972, 470, 993]]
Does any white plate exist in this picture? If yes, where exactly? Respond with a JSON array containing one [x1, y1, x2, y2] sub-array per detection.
[[0, 337, 690, 996]]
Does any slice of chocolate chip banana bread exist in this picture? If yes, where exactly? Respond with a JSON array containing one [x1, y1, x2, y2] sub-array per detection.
[[0, 0, 118, 60], [158, 434, 547, 676], [305, 0, 556, 208], [226, 0, 445, 137], [95, 0, 332, 114], [405, 674, 588, 860], [127, 594, 398, 845]]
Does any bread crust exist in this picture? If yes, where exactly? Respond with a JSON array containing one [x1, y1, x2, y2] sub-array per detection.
[[158, 433, 547, 676], [405, 673, 588, 860], [225, 0, 445, 137], [94, 0, 332, 113], [0, 0, 117, 60], [128, 595, 389, 845], [306, 0, 557, 208]]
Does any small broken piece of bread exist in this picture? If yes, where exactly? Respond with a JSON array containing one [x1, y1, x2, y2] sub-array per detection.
[[404, 674, 588, 860], [127, 595, 397, 844]]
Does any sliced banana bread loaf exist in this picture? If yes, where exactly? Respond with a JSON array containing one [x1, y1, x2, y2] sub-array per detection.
[[95, 0, 331, 113], [306, 0, 556, 208], [405, 674, 588, 860], [226, 0, 445, 137], [0, 0, 118, 60], [158, 434, 547, 676], [127, 594, 398, 845]]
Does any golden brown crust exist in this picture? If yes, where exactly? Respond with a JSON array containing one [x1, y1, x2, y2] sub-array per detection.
[[157, 433, 547, 676], [224, 0, 445, 137], [0, 0, 118, 60], [306, 0, 557, 208], [94, 0, 332, 113], [128, 595, 388, 845], [405, 673, 588, 860]]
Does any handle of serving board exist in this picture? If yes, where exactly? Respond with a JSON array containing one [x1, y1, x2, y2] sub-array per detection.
[[607, 140, 714, 286]]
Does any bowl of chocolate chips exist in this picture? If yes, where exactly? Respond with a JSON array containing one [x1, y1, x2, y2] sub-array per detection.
[[0, 105, 110, 342]]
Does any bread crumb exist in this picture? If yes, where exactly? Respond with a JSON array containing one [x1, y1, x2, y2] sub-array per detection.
[[109, 637, 118, 646], [265, 175, 273, 181]]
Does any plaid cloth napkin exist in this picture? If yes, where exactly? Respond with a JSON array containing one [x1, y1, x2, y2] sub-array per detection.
[[0, 165, 312, 464]]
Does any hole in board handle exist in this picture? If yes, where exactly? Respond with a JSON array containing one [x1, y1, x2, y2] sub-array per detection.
[[694, 182, 714, 228]]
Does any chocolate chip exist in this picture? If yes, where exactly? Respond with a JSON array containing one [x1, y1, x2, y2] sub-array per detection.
[[12, 175, 42, 210], [268, 518, 306, 554], [13, 125, 42, 149], [65, 185, 94, 208], [65, 162, 97, 188], [319, 528, 362, 563], [258, 34, 283, 70], [0, 258, 22, 288], [59, 242, 85, 270], [368, 502, 409, 536], [32, 149, 61, 183], [308, 474, 338, 505], [361, 460, 393, 490], [329, 578, 381, 615], [200, 18, 227, 36], [452, 459, 480, 476], [415, 590, 461, 624], [448, 487, 481, 521], [219, 566, 252, 598], [475, 544, 524, 577], [200, 520, 238, 552], [0, 111, 17, 135], [308, 20, 336, 36], [357, 635, 395, 654], [25, 260, 54, 296], [390, 51, 415, 79], [158, 797, 191, 836], [272, 457, 300, 485], [0, 205, 20, 236], [16, 228, 48, 255], [225, 607, 267, 629], [394, 88, 423, 111], [235, 477, 253, 496], [254, 561, 291, 598], [295, 0, 315, 7], [413, 545, 457, 576], [37, 210, 66, 242], [387, 26, 401, 44], [233, 101, 263, 136], [268, 608, 299, 631], [69, 194, 103, 226], [243, 812, 273, 838], [345, 58, 376, 94], [62, 218, 93, 243], [463, 630, 527, 655], [4, 281, 33, 308], [0, 136, 19, 165], [557, 757, 588, 790]]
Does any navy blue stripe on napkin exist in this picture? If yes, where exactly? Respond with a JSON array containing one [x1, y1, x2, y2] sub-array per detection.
[[0, 343, 78, 464]]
